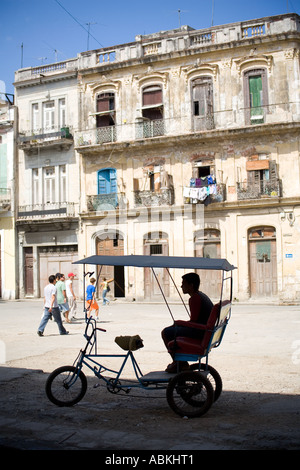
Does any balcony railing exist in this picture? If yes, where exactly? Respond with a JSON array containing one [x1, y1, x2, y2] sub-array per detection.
[[18, 202, 76, 220], [76, 126, 116, 146], [18, 126, 73, 148], [75, 102, 300, 150], [135, 119, 164, 139], [134, 188, 174, 207], [87, 194, 118, 211], [237, 179, 281, 200]]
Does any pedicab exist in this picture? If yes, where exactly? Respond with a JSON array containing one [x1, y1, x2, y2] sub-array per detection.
[[45, 255, 235, 417]]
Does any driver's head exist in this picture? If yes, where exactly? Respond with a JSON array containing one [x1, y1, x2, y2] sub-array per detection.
[[181, 273, 200, 293]]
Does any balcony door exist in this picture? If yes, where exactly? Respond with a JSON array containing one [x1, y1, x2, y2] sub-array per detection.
[[192, 77, 214, 131], [97, 168, 117, 209], [96, 93, 116, 143]]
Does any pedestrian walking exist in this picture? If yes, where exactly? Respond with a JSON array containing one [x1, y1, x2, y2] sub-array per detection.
[[101, 277, 113, 305], [56, 273, 71, 323], [66, 273, 77, 320], [86, 277, 99, 320], [37, 275, 69, 336]]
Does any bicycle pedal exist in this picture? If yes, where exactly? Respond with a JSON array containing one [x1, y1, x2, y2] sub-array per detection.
[[93, 383, 100, 389]]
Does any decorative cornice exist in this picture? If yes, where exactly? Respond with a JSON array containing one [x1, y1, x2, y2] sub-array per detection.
[[234, 55, 273, 74]]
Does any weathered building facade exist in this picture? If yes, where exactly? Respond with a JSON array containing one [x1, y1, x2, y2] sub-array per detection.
[[14, 13, 300, 302], [15, 61, 80, 297], [0, 97, 17, 299]]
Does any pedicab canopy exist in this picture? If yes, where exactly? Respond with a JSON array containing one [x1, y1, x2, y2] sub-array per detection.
[[74, 255, 235, 271]]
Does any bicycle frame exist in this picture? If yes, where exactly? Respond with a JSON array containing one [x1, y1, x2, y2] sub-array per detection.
[[71, 318, 169, 392]]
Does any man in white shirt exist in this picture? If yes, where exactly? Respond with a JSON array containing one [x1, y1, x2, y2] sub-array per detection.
[[66, 273, 77, 320], [37, 275, 69, 336]]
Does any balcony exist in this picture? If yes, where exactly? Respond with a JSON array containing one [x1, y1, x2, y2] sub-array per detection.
[[237, 179, 281, 200], [87, 194, 119, 211], [0, 188, 11, 211], [18, 126, 73, 152], [17, 202, 76, 220], [76, 126, 116, 147], [75, 101, 300, 153], [134, 188, 174, 207]]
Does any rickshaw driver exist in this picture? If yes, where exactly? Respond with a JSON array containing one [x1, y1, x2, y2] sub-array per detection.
[[161, 272, 213, 373]]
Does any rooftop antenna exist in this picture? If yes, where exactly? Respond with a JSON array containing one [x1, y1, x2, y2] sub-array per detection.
[[211, 0, 214, 27], [43, 41, 65, 63], [21, 42, 23, 68], [86, 22, 97, 50], [176, 9, 188, 28], [37, 57, 47, 64]]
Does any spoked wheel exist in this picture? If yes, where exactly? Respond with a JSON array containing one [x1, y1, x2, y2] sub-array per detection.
[[189, 363, 222, 402], [166, 371, 214, 418], [45, 365, 87, 407]]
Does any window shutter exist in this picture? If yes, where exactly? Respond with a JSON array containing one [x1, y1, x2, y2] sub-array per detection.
[[142, 86, 162, 106]]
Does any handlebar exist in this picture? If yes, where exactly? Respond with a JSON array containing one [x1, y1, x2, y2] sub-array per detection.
[[84, 317, 106, 341]]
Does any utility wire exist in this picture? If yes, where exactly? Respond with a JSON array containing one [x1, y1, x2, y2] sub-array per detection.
[[53, 0, 104, 48]]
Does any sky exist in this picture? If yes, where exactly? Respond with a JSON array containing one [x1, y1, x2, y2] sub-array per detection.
[[1, 0, 299, 95]]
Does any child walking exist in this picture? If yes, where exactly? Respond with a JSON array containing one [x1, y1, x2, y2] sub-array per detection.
[[86, 278, 99, 320]]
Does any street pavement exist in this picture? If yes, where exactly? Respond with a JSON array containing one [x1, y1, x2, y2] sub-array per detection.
[[0, 298, 299, 451]]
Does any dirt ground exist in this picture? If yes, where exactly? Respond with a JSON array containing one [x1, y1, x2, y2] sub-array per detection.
[[0, 300, 299, 452]]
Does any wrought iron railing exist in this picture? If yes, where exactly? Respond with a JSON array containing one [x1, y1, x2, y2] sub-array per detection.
[[87, 194, 118, 211], [237, 179, 281, 200], [134, 188, 174, 207], [135, 119, 164, 139]]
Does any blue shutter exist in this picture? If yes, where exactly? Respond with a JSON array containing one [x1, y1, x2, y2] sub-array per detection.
[[97, 168, 118, 207]]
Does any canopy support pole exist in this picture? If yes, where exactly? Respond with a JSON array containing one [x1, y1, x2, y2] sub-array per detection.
[[151, 267, 175, 322], [166, 268, 190, 318]]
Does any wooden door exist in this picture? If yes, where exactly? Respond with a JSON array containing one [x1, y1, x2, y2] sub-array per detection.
[[249, 227, 277, 297], [144, 241, 169, 299], [24, 247, 34, 296], [96, 235, 124, 297], [195, 230, 222, 301], [39, 247, 78, 297]]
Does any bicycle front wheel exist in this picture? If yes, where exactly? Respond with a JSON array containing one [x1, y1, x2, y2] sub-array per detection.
[[46, 365, 87, 407]]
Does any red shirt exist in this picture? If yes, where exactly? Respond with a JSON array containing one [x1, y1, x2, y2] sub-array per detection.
[[188, 291, 213, 324]]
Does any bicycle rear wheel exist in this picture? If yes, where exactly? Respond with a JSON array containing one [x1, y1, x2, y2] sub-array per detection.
[[166, 371, 214, 418], [189, 363, 222, 402], [46, 365, 87, 407]]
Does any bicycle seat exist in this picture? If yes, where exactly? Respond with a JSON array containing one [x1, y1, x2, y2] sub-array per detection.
[[115, 335, 144, 351]]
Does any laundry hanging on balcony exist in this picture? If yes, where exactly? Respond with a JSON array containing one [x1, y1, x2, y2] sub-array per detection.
[[183, 175, 219, 204]]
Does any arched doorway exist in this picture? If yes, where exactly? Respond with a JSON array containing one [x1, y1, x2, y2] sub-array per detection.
[[143, 232, 169, 299], [248, 226, 277, 297], [96, 232, 125, 297], [194, 228, 222, 300]]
